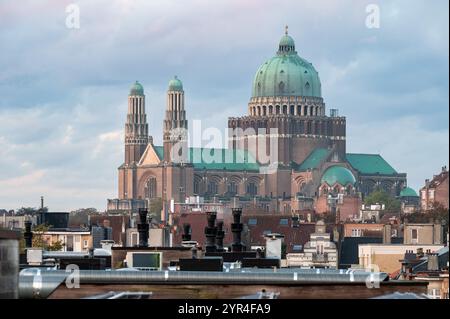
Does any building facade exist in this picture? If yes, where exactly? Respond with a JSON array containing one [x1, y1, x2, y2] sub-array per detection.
[[286, 220, 338, 268], [108, 29, 408, 216], [420, 166, 449, 211]]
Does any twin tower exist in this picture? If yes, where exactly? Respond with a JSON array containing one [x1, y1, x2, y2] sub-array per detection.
[[124, 77, 188, 166]]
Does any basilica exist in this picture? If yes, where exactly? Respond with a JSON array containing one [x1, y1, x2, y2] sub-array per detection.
[[107, 29, 407, 220]]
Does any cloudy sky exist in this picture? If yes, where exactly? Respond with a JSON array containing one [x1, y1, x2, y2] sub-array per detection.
[[0, 0, 448, 211]]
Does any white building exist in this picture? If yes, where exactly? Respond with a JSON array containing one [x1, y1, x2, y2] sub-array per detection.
[[286, 220, 337, 268]]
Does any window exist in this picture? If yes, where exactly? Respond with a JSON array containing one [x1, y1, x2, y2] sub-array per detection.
[[316, 244, 324, 254], [193, 180, 200, 195], [351, 229, 363, 237], [145, 177, 157, 199], [83, 240, 88, 248], [248, 218, 257, 226], [247, 182, 257, 196], [263, 230, 272, 236], [279, 218, 289, 226], [429, 190, 435, 199], [227, 182, 237, 195], [207, 182, 218, 195], [411, 229, 418, 244], [293, 245, 303, 251]]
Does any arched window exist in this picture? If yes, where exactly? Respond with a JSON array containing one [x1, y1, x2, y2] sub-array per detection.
[[304, 105, 308, 116], [305, 82, 310, 90], [228, 182, 237, 196], [207, 182, 218, 195], [306, 121, 312, 134], [290, 105, 295, 115], [247, 182, 258, 196], [269, 105, 273, 115], [194, 180, 200, 195], [279, 81, 285, 93], [262, 105, 267, 116], [144, 177, 157, 199], [283, 105, 288, 114], [276, 105, 280, 115]]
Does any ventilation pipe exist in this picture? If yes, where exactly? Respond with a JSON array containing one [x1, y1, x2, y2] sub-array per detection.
[[231, 208, 244, 252], [137, 208, 149, 247], [204, 212, 217, 252]]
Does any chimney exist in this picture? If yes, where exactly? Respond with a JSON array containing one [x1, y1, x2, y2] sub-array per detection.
[[427, 253, 439, 271], [137, 208, 149, 247], [204, 212, 217, 252], [416, 248, 424, 258], [215, 221, 225, 252], [231, 208, 244, 252], [40, 196, 44, 210], [383, 224, 391, 244], [24, 220, 33, 248]]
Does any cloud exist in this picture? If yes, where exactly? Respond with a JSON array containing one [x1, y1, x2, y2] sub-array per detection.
[[0, 0, 448, 210]]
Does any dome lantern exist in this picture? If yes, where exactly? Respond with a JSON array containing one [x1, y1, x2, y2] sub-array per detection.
[[168, 75, 183, 92], [278, 25, 296, 55], [129, 81, 144, 96]]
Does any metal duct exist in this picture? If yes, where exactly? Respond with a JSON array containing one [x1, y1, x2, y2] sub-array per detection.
[[19, 268, 389, 299]]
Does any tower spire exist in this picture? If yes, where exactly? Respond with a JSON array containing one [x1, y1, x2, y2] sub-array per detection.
[[124, 81, 150, 165], [285, 25, 288, 35], [164, 76, 188, 163]]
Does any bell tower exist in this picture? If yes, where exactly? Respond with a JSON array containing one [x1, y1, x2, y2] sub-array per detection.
[[124, 81, 151, 165], [163, 76, 188, 164]]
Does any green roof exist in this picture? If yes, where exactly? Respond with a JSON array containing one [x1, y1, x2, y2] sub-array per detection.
[[297, 148, 329, 171], [321, 166, 356, 186], [168, 76, 183, 91], [153, 146, 260, 171], [400, 187, 418, 197], [130, 81, 144, 96], [252, 32, 321, 98], [346, 154, 397, 175]]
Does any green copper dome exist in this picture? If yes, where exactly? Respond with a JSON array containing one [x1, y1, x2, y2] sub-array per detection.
[[321, 166, 356, 186], [252, 29, 321, 98], [279, 34, 295, 48], [129, 81, 144, 96], [400, 187, 418, 197], [168, 76, 183, 91]]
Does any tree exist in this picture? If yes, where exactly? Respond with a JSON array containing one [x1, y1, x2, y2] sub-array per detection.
[[364, 190, 401, 211], [69, 208, 100, 227], [16, 207, 48, 216], [32, 224, 65, 251]]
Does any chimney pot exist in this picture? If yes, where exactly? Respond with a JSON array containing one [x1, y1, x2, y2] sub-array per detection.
[[137, 208, 149, 247]]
